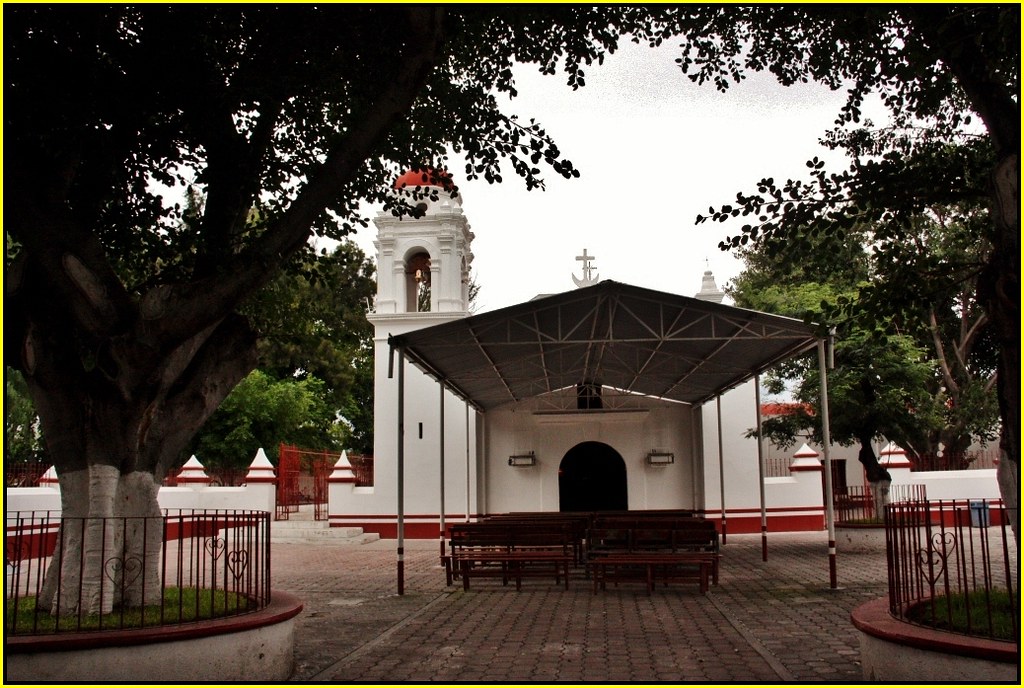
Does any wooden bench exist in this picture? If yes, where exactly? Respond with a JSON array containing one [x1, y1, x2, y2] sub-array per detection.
[[591, 520, 720, 584], [483, 513, 588, 565], [587, 524, 720, 594], [444, 523, 575, 591], [591, 551, 714, 594]]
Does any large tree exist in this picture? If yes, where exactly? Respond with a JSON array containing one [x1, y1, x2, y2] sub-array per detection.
[[733, 204, 999, 482], [5, 5, 684, 615], [730, 230, 933, 488], [682, 5, 1018, 538]]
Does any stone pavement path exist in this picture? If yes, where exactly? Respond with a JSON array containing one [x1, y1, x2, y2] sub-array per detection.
[[274, 532, 890, 683]]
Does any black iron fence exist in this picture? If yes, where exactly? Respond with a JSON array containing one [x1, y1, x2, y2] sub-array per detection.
[[885, 499, 1018, 641], [5, 509, 271, 635], [835, 484, 927, 523]]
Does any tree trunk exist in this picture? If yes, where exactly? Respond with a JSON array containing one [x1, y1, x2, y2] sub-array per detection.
[[42, 468, 165, 617], [857, 437, 892, 520], [983, 153, 1020, 545], [23, 309, 257, 616]]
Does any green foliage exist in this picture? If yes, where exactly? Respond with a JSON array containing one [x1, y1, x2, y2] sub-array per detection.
[[686, 6, 1010, 470], [4, 5, 696, 481], [242, 240, 376, 453], [6, 588, 253, 634], [5, 6, 690, 287], [4, 368, 44, 463], [188, 370, 344, 470], [732, 208, 999, 461]]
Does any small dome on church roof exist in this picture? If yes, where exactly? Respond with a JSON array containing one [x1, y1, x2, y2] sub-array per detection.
[[394, 168, 455, 191]]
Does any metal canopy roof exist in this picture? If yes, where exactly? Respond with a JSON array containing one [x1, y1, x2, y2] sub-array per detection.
[[390, 280, 820, 411]]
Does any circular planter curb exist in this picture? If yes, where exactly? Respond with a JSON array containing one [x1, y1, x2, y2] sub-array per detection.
[[835, 522, 886, 552], [5, 590, 303, 682], [851, 596, 1018, 682]]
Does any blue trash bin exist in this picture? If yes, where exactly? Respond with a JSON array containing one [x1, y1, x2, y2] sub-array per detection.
[[969, 500, 989, 528]]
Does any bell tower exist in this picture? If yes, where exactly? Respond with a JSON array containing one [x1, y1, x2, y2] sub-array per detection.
[[352, 169, 480, 534], [368, 169, 473, 323]]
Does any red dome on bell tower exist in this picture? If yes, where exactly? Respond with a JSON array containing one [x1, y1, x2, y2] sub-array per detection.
[[394, 167, 455, 191]]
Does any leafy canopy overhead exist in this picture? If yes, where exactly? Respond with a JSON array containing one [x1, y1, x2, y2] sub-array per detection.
[[7, 5, 686, 296], [685, 4, 1014, 480], [5, 6, 692, 481]]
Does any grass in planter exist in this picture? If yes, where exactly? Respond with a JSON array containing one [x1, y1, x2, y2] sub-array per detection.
[[6, 587, 254, 634], [906, 589, 1017, 641]]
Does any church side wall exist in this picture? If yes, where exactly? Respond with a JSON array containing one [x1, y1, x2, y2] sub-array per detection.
[[702, 380, 827, 533]]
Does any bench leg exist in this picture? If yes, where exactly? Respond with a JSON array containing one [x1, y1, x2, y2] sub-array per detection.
[[461, 561, 471, 591]]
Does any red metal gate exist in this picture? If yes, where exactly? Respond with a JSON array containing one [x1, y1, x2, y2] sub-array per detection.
[[276, 443, 333, 521]]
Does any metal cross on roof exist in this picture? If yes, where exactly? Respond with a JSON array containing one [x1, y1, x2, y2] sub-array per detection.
[[572, 248, 599, 288]]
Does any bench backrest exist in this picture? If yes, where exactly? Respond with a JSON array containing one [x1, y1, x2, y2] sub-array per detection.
[[587, 525, 718, 554]]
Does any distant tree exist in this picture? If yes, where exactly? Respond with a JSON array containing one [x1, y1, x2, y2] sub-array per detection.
[[5, 367, 45, 464], [188, 370, 344, 471], [242, 240, 377, 452], [732, 206, 999, 482], [731, 230, 939, 502]]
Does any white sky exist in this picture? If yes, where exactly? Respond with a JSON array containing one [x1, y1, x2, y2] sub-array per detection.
[[352, 40, 857, 313]]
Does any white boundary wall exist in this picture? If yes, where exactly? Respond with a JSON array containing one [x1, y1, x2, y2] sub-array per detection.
[[5, 452, 276, 516]]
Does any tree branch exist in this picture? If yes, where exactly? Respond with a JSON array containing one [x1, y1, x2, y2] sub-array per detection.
[[150, 7, 447, 348], [928, 309, 959, 394], [138, 313, 258, 477]]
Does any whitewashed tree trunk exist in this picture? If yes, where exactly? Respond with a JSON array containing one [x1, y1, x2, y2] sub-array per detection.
[[116, 472, 164, 607], [41, 466, 164, 617], [38, 469, 91, 615], [870, 478, 892, 522]]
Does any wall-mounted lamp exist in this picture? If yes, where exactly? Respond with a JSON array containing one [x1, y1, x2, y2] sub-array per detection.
[[508, 452, 537, 467], [646, 451, 674, 466]]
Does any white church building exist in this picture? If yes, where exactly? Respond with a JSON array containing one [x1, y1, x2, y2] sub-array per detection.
[[330, 170, 838, 539]]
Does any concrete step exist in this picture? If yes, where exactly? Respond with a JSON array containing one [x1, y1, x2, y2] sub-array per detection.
[[271, 519, 380, 545], [273, 519, 335, 530]]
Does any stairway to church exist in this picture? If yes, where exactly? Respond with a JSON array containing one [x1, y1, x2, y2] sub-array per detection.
[[271, 506, 380, 545]]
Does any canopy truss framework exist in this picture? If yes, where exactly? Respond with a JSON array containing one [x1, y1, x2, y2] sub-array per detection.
[[390, 280, 822, 411]]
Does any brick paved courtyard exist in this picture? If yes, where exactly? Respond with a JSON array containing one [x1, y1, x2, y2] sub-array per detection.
[[274, 531, 893, 682]]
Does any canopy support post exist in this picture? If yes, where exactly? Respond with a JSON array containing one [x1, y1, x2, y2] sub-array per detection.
[[465, 402, 471, 522], [754, 374, 768, 561], [818, 339, 838, 588], [717, 395, 728, 545], [690, 407, 699, 509], [396, 347, 406, 595], [439, 381, 446, 561]]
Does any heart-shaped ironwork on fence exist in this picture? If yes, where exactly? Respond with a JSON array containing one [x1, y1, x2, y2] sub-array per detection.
[[205, 537, 226, 561], [104, 555, 143, 588], [227, 550, 249, 581], [915, 531, 956, 588]]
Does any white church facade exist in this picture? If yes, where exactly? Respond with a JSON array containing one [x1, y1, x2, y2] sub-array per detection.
[[330, 171, 835, 538]]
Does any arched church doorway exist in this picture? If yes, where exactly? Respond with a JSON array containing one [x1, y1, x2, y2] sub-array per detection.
[[558, 441, 628, 512]]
